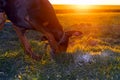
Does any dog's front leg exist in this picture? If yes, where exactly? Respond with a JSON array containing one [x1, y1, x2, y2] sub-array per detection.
[[0, 13, 6, 30], [13, 25, 42, 60]]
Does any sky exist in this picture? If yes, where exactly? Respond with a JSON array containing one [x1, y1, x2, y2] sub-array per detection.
[[49, 0, 120, 5]]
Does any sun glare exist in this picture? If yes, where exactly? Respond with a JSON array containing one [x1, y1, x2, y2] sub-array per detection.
[[50, 0, 97, 9], [71, 0, 96, 5], [50, 0, 120, 5], [69, 0, 95, 9], [50, 0, 98, 5], [74, 5, 93, 10]]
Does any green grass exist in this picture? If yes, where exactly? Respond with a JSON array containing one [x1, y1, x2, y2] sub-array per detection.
[[0, 13, 120, 80]]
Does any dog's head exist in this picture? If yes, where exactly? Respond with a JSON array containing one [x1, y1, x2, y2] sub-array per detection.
[[40, 30, 82, 54], [57, 30, 82, 53]]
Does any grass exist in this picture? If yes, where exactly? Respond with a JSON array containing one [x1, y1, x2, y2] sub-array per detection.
[[0, 12, 120, 80]]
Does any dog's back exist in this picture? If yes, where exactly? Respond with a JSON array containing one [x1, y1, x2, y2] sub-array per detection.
[[3, 0, 32, 29]]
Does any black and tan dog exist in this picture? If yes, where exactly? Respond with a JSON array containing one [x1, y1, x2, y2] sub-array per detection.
[[0, 0, 82, 60]]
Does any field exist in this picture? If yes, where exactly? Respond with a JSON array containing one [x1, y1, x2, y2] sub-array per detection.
[[0, 6, 120, 80]]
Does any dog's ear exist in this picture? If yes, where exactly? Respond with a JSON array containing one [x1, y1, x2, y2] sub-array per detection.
[[65, 30, 82, 38]]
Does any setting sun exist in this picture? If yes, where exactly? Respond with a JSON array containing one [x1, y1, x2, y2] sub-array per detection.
[[50, 0, 120, 5]]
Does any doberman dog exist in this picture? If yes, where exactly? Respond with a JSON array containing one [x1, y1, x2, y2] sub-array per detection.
[[0, 0, 82, 60]]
